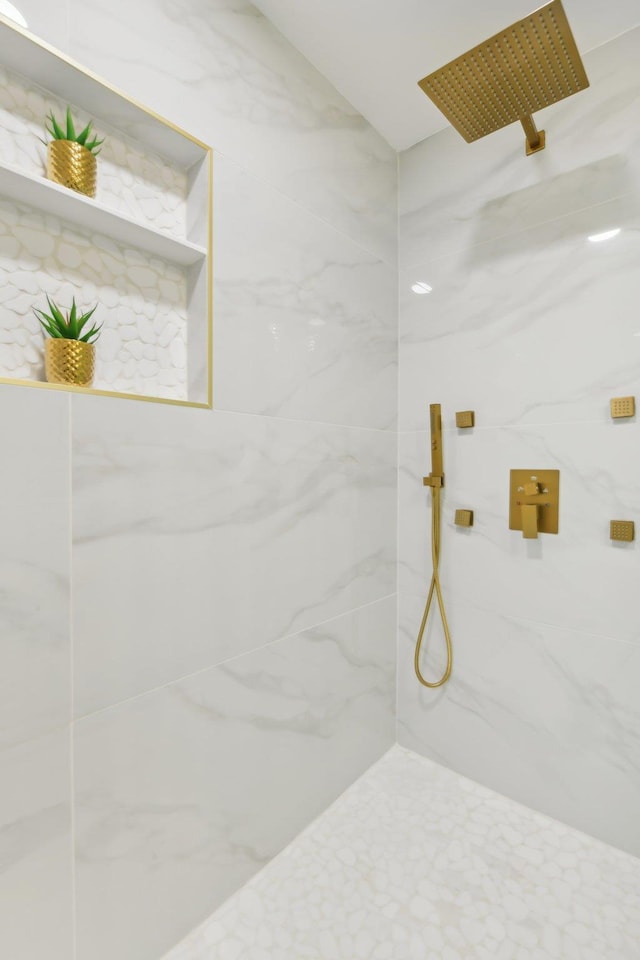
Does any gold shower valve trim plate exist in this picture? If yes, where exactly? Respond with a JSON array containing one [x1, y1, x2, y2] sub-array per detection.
[[509, 469, 560, 538], [610, 396, 635, 419], [455, 410, 475, 428], [610, 520, 634, 542], [417, 0, 589, 155]]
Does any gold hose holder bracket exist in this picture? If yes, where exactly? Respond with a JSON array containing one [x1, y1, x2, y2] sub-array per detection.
[[423, 473, 444, 488]]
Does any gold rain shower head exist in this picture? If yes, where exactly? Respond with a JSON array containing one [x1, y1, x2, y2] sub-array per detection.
[[417, 0, 589, 155]]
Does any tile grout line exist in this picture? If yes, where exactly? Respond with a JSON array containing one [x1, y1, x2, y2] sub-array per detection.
[[399, 186, 640, 274], [394, 149, 401, 747], [68, 392, 78, 960], [74, 592, 399, 725], [213, 144, 398, 271], [209, 403, 398, 435], [398, 586, 640, 648]]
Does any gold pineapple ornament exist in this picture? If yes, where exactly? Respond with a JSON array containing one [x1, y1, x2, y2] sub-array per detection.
[[47, 140, 97, 198], [45, 338, 95, 387], [33, 295, 102, 388], [44, 107, 104, 199]]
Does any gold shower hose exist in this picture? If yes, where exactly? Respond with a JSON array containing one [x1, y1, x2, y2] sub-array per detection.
[[414, 481, 453, 687]]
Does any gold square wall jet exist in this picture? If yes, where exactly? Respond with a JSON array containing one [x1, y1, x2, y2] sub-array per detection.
[[610, 396, 635, 419], [455, 509, 474, 527], [610, 520, 634, 542], [456, 411, 475, 428]]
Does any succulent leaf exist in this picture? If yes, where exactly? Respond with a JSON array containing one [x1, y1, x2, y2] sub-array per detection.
[[47, 111, 65, 140], [75, 121, 92, 146], [45, 108, 104, 154], [34, 296, 101, 342], [65, 106, 75, 141], [79, 323, 102, 343], [76, 304, 97, 332], [46, 295, 66, 327]]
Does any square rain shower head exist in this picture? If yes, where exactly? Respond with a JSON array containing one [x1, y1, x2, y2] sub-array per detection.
[[418, 0, 589, 154]]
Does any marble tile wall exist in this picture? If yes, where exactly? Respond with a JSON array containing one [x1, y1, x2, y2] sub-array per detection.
[[0, 387, 72, 960], [75, 597, 396, 960], [0, 2, 397, 960], [398, 27, 640, 858]]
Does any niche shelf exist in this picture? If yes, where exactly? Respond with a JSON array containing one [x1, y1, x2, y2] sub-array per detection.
[[0, 13, 212, 407], [0, 163, 208, 266]]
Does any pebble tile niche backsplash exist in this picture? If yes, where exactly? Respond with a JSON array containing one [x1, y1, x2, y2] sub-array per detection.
[[0, 63, 191, 399]]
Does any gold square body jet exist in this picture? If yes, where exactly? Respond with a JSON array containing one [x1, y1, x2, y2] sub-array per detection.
[[418, 0, 589, 155]]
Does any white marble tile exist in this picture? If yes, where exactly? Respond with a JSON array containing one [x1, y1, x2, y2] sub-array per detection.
[[214, 155, 397, 429], [398, 422, 640, 644], [67, 0, 397, 264], [398, 593, 640, 858], [74, 596, 396, 960], [72, 396, 396, 715], [0, 385, 70, 748], [163, 744, 640, 960], [4, 0, 69, 48], [399, 191, 640, 431], [0, 728, 73, 960], [400, 26, 640, 268], [397, 21, 640, 871]]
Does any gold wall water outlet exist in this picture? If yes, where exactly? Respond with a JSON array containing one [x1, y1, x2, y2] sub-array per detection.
[[509, 470, 560, 539], [610, 396, 635, 419], [456, 410, 475, 428], [610, 520, 634, 542], [455, 509, 474, 527]]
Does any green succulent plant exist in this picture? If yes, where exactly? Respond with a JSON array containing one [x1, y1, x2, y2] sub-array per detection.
[[34, 295, 102, 343], [45, 107, 104, 155]]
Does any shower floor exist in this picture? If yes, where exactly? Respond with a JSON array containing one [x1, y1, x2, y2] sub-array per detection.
[[165, 745, 640, 960]]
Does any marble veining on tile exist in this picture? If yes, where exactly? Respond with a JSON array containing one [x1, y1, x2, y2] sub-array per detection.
[[214, 156, 397, 429], [68, 0, 397, 264], [163, 745, 640, 960], [73, 598, 396, 960], [72, 400, 397, 714]]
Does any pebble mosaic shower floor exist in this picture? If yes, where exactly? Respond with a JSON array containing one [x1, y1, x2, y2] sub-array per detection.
[[164, 745, 640, 960]]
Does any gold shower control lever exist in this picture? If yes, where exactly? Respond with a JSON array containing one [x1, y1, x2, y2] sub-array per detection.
[[509, 470, 560, 539]]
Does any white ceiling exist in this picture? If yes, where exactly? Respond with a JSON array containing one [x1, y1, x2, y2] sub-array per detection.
[[253, 0, 640, 150]]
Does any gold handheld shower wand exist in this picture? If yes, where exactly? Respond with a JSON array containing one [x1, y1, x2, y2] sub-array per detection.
[[414, 403, 453, 688]]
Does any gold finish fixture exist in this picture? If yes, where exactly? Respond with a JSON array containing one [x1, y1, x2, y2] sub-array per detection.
[[610, 520, 634, 542], [610, 396, 635, 419], [455, 509, 474, 527], [522, 118, 546, 156], [509, 469, 560, 539], [415, 403, 453, 688], [45, 338, 95, 387], [47, 140, 97, 198], [0, 14, 213, 409], [456, 410, 475, 428], [417, 0, 589, 156]]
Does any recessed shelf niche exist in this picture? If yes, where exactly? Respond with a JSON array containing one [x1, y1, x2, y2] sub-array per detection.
[[0, 14, 212, 406]]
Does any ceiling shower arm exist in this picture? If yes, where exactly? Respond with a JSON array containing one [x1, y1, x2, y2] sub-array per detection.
[[520, 114, 546, 155]]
